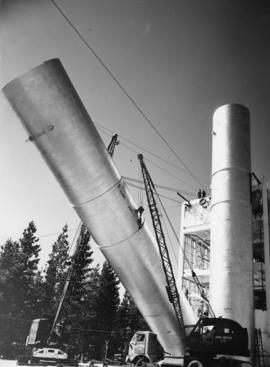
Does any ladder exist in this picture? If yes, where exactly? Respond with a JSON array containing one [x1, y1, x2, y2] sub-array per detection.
[[255, 328, 265, 367]]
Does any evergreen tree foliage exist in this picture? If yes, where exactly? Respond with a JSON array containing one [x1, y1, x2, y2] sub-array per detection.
[[42, 224, 70, 317], [78, 264, 102, 359], [15, 221, 41, 319], [60, 224, 94, 357], [0, 239, 21, 313], [95, 261, 120, 330], [0, 221, 41, 358], [0, 239, 23, 357], [93, 261, 120, 359], [0, 221, 150, 361]]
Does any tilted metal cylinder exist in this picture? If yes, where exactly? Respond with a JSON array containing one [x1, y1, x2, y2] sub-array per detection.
[[2, 59, 195, 355], [210, 104, 254, 353]]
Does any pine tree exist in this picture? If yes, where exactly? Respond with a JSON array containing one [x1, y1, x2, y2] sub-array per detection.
[[94, 261, 120, 359], [0, 239, 23, 357], [95, 261, 120, 330], [19, 221, 41, 319], [61, 224, 94, 358], [0, 222, 41, 358], [0, 239, 21, 313], [85, 264, 102, 354], [42, 224, 70, 317]]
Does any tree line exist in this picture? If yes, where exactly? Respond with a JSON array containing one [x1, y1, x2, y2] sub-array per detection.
[[0, 221, 148, 360]]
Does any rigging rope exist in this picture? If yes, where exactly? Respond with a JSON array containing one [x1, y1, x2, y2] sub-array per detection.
[[49, 0, 204, 188], [96, 122, 194, 176]]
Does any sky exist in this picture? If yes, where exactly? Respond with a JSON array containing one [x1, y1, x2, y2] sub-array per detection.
[[1, 0, 270, 269]]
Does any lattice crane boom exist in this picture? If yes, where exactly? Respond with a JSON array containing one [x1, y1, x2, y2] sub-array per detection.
[[138, 154, 185, 331]]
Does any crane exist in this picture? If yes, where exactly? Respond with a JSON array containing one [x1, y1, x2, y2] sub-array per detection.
[[135, 154, 250, 367], [138, 154, 215, 322], [138, 153, 184, 331]]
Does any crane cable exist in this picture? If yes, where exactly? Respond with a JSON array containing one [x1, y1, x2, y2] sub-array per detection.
[[96, 122, 200, 177], [49, 0, 203, 188], [96, 124, 208, 192]]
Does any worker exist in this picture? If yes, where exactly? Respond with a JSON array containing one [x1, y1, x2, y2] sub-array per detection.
[[136, 206, 144, 228]]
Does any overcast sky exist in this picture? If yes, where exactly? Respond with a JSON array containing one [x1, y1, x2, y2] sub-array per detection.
[[1, 0, 270, 267]]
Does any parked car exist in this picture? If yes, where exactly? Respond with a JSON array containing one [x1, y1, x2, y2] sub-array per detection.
[[32, 347, 68, 363]]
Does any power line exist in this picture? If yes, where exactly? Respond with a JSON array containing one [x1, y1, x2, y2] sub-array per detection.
[[146, 159, 197, 191], [123, 176, 194, 196], [125, 181, 184, 204], [97, 124, 201, 190], [96, 125, 200, 192], [38, 227, 78, 239], [96, 122, 192, 175], [49, 0, 204, 188]]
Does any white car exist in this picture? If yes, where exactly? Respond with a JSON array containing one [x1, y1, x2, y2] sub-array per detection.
[[32, 347, 68, 363]]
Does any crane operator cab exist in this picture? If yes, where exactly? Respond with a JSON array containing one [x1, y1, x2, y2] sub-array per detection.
[[186, 317, 249, 359]]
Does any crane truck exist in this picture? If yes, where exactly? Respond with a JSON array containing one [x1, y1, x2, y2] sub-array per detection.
[[126, 155, 251, 367], [126, 318, 249, 367]]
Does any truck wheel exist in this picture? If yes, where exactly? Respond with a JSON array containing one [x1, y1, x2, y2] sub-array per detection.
[[135, 357, 148, 367], [186, 359, 204, 367]]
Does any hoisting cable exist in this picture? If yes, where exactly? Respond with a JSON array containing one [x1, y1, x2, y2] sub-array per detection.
[[97, 123, 207, 191], [96, 121, 199, 177], [126, 181, 184, 204], [49, 0, 204, 188], [123, 176, 194, 197]]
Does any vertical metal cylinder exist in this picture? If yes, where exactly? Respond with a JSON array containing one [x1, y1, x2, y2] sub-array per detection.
[[2, 59, 195, 355], [210, 104, 254, 353]]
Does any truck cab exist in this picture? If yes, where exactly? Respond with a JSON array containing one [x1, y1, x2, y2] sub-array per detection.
[[186, 317, 249, 358], [126, 331, 164, 366]]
